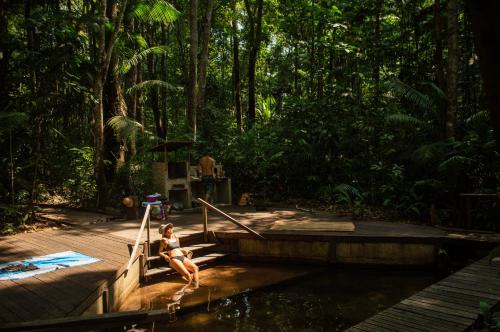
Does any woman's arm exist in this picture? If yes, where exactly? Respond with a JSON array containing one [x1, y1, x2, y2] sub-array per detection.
[[158, 239, 171, 263]]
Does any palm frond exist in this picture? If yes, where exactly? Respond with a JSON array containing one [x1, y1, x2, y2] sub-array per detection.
[[120, 46, 168, 74], [107, 115, 143, 142], [385, 113, 425, 128], [0, 112, 29, 129], [420, 81, 446, 100], [466, 110, 489, 125], [411, 142, 446, 165], [438, 155, 474, 173], [126, 80, 182, 94], [385, 78, 433, 110], [132, 0, 180, 25], [333, 183, 362, 204]]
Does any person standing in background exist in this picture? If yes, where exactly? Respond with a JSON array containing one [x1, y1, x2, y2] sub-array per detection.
[[198, 152, 216, 202]]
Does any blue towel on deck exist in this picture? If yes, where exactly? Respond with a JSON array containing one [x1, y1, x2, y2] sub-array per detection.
[[0, 251, 100, 280]]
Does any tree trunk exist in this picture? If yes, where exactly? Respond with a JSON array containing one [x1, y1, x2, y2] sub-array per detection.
[[187, 0, 198, 138], [433, 0, 445, 89], [125, 19, 137, 157], [231, 0, 243, 132], [445, 0, 458, 139], [147, 39, 165, 139], [0, 0, 9, 112], [466, 0, 500, 151], [92, 0, 128, 209], [244, 0, 263, 128], [197, 0, 214, 123], [161, 24, 168, 141], [372, 0, 384, 105]]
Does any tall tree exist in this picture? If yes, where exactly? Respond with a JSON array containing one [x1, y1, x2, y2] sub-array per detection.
[[466, 0, 500, 151], [91, 0, 128, 208], [197, 0, 214, 123], [231, 0, 243, 132], [445, 0, 458, 138], [187, 0, 198, 138], [244, 0, 263, 128], [0, 0, 8, 112]]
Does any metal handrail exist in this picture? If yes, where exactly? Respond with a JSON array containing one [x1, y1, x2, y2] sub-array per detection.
[[125, 204, 151, 273], [196, 198, 265, 240]]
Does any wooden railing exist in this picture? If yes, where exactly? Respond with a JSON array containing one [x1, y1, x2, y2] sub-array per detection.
[[196, 198, 265, 241], [125, 204, 151, 274]]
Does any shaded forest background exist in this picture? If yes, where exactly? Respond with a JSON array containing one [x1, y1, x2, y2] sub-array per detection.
[[1, 0, 499, 230]]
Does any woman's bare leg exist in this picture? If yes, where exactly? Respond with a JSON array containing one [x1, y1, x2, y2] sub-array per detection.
[[183, 258, 199, 288], [169, 258, 192, 285]]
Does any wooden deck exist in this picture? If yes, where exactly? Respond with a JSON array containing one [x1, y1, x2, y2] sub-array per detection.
[[346, 257, 500, 332], [1, 206, 499, 329], [0, 228, 133, 325]]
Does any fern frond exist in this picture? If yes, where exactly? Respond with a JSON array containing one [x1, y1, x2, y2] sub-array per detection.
[[438, 155, 474, 173], [385, 113, 425, 128], [333, 184, 362, 200], [132, 0, 180, 25], [465, 110, 489, 125], [420, 81, 446, 100], [120, 46, 168, 74], [0, 112, 29, 128], [126, 80, 182, 95], [107, 115, 143, 142], [411, 142, 445, 165], [385, 78, 433, 110]]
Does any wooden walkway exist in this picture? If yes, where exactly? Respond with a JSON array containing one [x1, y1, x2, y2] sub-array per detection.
[[0, 227, 133, 325], [347, 257, 500, 332]]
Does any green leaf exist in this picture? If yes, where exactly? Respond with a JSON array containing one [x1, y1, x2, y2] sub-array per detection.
[[488, 245, 500, 265], [126, 80, 182, 94], [121, 46, 168, 74], [107, 116, 143, 143], [132, 0, 180, 24]]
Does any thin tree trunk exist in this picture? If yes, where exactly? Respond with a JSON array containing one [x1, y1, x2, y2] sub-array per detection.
[[197, 0, 213, 123], [147, 37, 165, 139], [446, 0, 458, 139], [231, 0, 242, 132], [372, 0, 384, 105], [466, 0, 500, 151], [125, 19, 137, 156], [187, 0, 198, 138], [161, 24, 168, 141], [0, 0, 9, 112], [433, 0, 445, 89], [244, 0, 263, 128]]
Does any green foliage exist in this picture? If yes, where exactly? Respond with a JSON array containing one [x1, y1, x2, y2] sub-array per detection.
[[120, 46, 168, 74], [132, 0, 180, 24], [107, 116, 143, 143], [489, 245, 500, 265], [480, 301, 500, 331], [0, 0, 497, 228], [63, 147, 97, 204]]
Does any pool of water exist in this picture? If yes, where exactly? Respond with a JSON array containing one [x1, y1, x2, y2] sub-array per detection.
[[122, 264, 439, 331]]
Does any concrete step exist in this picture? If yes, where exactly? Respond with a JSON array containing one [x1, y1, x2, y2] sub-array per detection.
[[144, 253, 230, 279], [147, 243, 219, 263]]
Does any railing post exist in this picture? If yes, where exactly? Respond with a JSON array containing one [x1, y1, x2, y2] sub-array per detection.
[[147, 211, 151, 258], [203, 205, 208, 242]]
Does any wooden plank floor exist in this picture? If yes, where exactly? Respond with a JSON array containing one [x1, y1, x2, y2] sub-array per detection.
[[0, 228, 134, 324], [346, 257, 500, 332]]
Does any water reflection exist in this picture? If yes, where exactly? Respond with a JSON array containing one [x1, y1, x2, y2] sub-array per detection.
[[120, 264, 438, 331]]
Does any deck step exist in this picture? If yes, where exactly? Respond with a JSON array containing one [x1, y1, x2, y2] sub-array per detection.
[[147, 243, 219, 262], [144, 253, 230, 278]]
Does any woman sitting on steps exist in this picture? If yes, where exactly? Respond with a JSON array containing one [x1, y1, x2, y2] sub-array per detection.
[[158, 223, 199, 288]]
